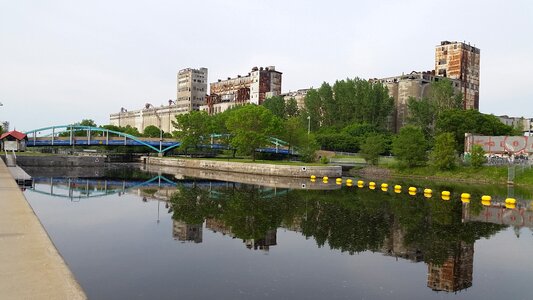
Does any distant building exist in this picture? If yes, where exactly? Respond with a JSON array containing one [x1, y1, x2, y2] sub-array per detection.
[[435, 41, 481, 110], [109, 101, 182, 134], [201, 66, 282, 115], [372, 71, 461, 133], [281, 89, 311, 110], [497, 115, 532, 134], [0, 130, 27, 151], [176, 67, 208, 112]]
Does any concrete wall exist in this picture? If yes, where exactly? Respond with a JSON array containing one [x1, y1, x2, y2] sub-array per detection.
[[144, 157, 342, 178], [14, 155, 107, 167]]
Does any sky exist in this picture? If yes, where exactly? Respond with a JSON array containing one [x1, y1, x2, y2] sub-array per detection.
[[1, 0, 532, 131]]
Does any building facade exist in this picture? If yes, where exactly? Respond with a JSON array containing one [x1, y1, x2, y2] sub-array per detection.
[[176, 67, 208, 113], [373, 71, 461, 133], [281, 89, 311, 110], [201, 66, 282, 115], [497, 115, 533, 134], [109, 101, 183, 134], [435, 41, 480, 110]]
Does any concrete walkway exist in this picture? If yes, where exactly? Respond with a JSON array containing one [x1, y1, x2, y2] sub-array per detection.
[[0, 159, 86, 299]]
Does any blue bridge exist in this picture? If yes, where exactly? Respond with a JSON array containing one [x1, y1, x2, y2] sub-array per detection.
[[25, 125, 293, 155]]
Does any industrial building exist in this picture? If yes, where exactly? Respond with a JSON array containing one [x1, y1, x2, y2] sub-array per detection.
[[435, 41, 481, 110], [372, 71, 461, 133], [176, 67, 208, 112], [110, 67, 207, 133], [201, 66, 282, 115]]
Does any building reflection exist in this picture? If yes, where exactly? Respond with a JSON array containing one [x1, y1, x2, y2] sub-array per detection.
[[205, 218, 277, 251], [427, 242, 474, 292], [172, 220, 203, 243]]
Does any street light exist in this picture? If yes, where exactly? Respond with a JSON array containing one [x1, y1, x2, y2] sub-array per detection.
[[307, 115, 311, 135]]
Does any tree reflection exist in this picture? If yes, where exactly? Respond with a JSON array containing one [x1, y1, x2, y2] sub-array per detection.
[[170, 182, 506, 291]]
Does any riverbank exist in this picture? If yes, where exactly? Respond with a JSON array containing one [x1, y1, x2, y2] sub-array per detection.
[[0, 159, 86, 299], [353, 165, 533, 186], [143, 156, 342, 178]]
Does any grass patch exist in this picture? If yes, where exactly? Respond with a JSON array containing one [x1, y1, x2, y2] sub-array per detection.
[[165, 156, 327, 166]]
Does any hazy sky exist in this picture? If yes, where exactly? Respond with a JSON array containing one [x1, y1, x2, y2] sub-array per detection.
[[1, 0, 532, 131]]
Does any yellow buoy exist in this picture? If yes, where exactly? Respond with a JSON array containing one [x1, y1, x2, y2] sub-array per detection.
[[346, 179, 353, 184], [408, 187, 417, 193], [441, 191, 451, 197], [394, 185, 401, 190], [505, 203, 516, 209], [409, 191, 417, 196], [346, 182, 353, 187], [381, 183, 388, 188], [481, 200, 491, 206], [505, 198, 516, 204], [369, 181, 376, 186], [461, 193, 471, 199], [461, 198, 470, 203], [310, 175, 316, 180], [310, 179, 316, 183], [424, 189, 432, 194], [442, 195, 451, 201], [424, 193, 432, 198], [323, 176, 329, 181], [357, 180, 364, 186], [481, 195, 491, 202], [381, 187, 388, 192]]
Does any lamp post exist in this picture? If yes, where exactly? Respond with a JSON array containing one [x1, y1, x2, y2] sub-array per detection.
[[307, 115, 311, 135]]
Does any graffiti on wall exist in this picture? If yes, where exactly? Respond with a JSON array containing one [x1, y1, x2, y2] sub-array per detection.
[[465, 134, 532, 155]]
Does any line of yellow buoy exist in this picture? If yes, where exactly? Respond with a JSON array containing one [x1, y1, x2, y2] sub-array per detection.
[[309, 175, 519, 209]]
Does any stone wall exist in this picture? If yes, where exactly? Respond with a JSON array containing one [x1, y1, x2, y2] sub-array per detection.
[[143, 157, 341, 178]]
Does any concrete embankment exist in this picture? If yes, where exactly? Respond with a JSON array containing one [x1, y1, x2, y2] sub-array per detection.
[[143, 157, 342, 178], [0, 159, 86, 299], [142, 164, 341, 190]]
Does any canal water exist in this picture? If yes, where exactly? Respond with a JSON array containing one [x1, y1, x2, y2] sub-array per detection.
[[23, 164, 533, 300]]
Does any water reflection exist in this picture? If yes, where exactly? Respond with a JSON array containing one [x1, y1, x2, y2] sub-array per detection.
[[25, 172, 533, 295], [167, 183, 526, 294]]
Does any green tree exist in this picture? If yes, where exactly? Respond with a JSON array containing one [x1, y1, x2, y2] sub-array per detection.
[[281, 117, 306, 156], [172, 110, 212, 151], [285, 98, 299, 118], [360, 134, 386, 165], [298, 134, 320, 163], [79, 119, 97, 127], [226, 105, 283, 161], [302, 89, 323, 132], [407, 78, 462, 138], [392, 125, 428, 168], [143, 125, 162, 138], [436, 109, 517, 152], [470, 144, 486, 168], [263, 96, 286, 119], [407, 97, 436, 138], [431, 78, 463, 111], [430, 132, 457, 170]]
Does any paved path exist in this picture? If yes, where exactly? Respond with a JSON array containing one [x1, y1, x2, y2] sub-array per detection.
[[0, 159, 86, 299]]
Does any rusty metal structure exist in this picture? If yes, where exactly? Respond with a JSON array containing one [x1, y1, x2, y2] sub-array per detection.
[[435, 41, 480, 110]]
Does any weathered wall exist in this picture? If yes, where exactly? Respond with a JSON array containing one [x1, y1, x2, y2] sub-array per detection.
[[465, 134, 533, 154], [14, 155, 107, 167], [144, 157, 342, 178], [141, 164, 340, 190]]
